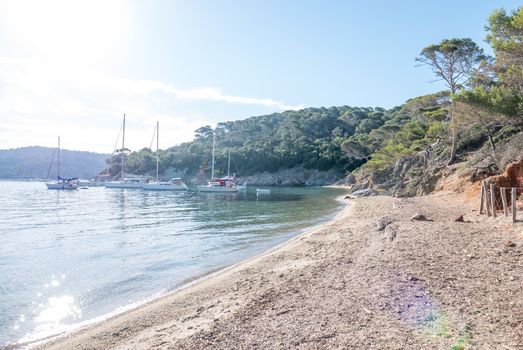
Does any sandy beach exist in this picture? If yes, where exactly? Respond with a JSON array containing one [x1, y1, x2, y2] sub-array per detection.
[[33, 192, 523, 350]]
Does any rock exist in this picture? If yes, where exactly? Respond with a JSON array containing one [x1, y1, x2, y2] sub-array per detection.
[[411, 213, 432, 221], [345, 141, 447, 197], [385, 226, 397, 241], [506, 240, 516, 247], [351, 188, 374, 197], [376, 216, 392, 231], [455, 215, 464, 222]]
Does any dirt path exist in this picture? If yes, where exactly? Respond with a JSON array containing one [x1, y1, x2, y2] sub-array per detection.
[[36, 193, 523, 350]]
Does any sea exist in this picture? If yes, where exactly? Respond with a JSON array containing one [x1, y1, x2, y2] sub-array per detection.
[[0, 181, 345, 347]]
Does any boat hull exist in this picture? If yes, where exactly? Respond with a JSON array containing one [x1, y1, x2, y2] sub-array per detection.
[[142, 182, 188, 191], [105, 181, 144, 189], [46, 182, 78, 190], [78, 180, 105, 187]]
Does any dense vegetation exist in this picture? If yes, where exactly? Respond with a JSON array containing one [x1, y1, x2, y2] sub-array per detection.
[[115, 91, 451, 180], [110, 5, 523, 186], [115, 106, 397, 178], [0, 146, 108, 179]]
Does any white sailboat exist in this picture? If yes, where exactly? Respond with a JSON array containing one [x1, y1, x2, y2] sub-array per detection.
[[197, 133, 238, 193], [105, 114, 146, 189], [142, 121, 188, 191], [45, 137, 79, 190]]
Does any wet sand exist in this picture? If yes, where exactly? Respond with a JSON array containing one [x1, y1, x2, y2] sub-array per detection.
[[34, 192, 523, 349]]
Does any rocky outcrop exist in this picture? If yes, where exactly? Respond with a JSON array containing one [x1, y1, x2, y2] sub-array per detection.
[[241, 166, 343, 186], [343, 142, 448, 197], [487, 158, 523, 188], [486, 158, 523, 209]]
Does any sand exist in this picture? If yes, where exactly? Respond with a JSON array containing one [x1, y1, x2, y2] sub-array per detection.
[[32, 192, 523, 349]]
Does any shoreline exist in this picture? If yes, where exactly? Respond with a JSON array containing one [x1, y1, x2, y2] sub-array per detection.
[[28, 192, 523, 349], [14, 193, 349, 350]]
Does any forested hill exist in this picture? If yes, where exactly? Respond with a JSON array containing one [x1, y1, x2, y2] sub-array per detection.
[[0, 146, 108, 179], [118, 105, 386, 178], [118, 101, 443, 180]]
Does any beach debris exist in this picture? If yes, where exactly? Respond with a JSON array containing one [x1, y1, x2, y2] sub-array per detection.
[[376, 216, 392, 231], [455, 215, 465, 222], [411, 213, 432, 221], [506, 240, 516, 248], [362, 307, 372, 314]]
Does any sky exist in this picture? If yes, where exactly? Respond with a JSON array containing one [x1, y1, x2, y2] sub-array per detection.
[[0, 0, 521, 153]]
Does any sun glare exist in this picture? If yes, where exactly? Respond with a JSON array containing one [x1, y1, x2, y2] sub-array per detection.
[[1, 0, 129, 63]]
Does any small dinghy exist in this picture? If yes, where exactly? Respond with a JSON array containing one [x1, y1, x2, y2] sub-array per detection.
[[256, 188, 271, 195]]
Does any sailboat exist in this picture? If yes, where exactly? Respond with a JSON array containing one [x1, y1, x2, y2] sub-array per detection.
[[105, 114, 146, 189], [142, 121, 188, 191], [45, 137, 79, 190], [197, 133, 238, 193]]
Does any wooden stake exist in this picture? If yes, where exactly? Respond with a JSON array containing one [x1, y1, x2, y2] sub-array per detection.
[[512, 187, 517, 225], [490, 183, 496, 218], [501, 187, 508, 217], [480, 180, 485, 214], [485, 181, 491, 217]]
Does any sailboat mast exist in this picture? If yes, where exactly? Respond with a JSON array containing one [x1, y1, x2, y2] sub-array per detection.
[[121, 114, 126, 180], [211, 132, 215, 180], [57, 136, 60, 180], [227, 150, 231, 177], [156, 121, 159, 182]]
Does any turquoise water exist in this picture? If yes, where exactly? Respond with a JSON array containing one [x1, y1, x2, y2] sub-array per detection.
[[0, 181, 345, 346]]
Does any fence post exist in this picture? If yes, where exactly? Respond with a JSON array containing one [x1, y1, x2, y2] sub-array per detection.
[[512, 187, 517, 225], [480, 180, 485, 214], [490, 183, 496, 218], [501, 187, 509, 217], [485, 181, 491, 217]]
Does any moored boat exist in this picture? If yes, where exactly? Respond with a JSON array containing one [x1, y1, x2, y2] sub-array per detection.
[[46, 179, 78, 190], [197, 133, 239, 193], [142, 121, 188, 191], [142, 178, 188, 190], [198, 176, 239, 192], [105, 114, 146, 189], [105, 177, 145, 188], [45, 136, 78, 190]]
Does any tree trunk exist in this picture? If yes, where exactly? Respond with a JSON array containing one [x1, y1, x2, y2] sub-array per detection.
[[487, 129, 496, 153], [448, 113, 457, 165]]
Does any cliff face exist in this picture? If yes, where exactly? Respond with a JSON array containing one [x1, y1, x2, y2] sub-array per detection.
[[339, 142, 450, 197], [339, 130, 523, 198]]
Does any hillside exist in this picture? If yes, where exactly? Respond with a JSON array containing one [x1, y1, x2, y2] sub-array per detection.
[[0, 146, 108, 180]]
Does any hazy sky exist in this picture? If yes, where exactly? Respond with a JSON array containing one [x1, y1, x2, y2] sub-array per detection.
[[0, 0, 521, 152]]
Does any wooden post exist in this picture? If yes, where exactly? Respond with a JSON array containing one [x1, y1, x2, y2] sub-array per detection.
[[479, 180, 485, 215], [490, 183, 496, 218], [501, 187, 509, 217], [512, 187, 517, 225], [485, 181, 491, 217]]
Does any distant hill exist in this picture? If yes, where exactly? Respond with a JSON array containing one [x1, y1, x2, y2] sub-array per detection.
[[0, 146, 109, 179]]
